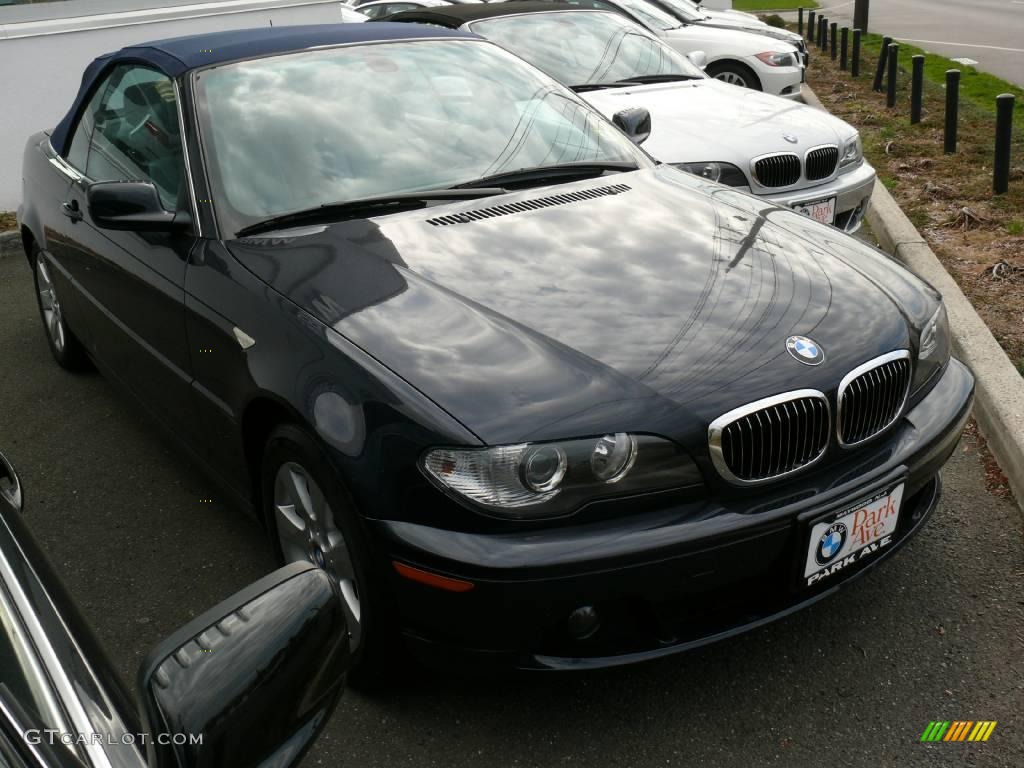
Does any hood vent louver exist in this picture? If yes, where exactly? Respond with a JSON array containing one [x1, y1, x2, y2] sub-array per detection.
[[426, 183, 631, 226]]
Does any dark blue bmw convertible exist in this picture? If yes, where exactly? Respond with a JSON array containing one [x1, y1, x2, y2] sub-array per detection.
[[17, 23, 973, 680]]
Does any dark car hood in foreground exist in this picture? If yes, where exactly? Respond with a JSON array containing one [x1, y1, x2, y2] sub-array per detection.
[[228, 167, 937, 445]]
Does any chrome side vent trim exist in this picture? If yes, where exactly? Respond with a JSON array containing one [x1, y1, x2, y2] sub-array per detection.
[[709, 389, 830, 485], [425, 184, 631, 226], [837, 350, 912, 447]]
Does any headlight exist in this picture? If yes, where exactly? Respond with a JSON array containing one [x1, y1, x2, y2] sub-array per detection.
[[911, 304, 951, 393], [754, 51, 797, 67], [674, 161, 748, 187], [422, 434, 700, 519], [839, 134, 863, 168]]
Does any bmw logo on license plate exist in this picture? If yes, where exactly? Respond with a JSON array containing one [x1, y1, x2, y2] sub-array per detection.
[[815, 522, 848, 566], [786, 335, 824, 365]]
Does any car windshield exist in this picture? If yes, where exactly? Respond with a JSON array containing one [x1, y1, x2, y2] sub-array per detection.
[[648, 0, 703, 22], [194, 38, 647, 234], [472, 12, 704, 87], [605, 0, 682, 31]]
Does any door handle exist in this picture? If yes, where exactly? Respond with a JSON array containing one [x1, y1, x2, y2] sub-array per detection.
[[61, 200, 83, 223]]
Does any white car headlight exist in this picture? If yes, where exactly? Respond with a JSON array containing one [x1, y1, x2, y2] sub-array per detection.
[[422, 435, 700, 519], [840, 134, 863, 167], [674, 161, 748, 187], [754, 51, 797, 67]]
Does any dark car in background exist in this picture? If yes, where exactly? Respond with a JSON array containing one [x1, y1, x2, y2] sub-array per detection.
[[0, 450, 349, 768], [17, 23, 972, 678]]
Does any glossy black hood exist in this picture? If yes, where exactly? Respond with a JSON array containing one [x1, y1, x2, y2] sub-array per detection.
[[228, 167, 938, 446]]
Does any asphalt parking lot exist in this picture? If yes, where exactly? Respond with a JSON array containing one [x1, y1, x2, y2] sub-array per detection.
[[1, 248, 1022, 766]]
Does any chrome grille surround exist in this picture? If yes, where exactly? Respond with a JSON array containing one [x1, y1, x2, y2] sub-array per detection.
[[805, 144, 839, 181], [752, 152, 801, 188], [836, 350, 912, 447], [708, 389, 831, 485]]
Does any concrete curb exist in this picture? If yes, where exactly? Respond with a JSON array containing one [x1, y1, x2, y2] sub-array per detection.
[[0, 230, 20, 259], [802, 84, 1024, 509]]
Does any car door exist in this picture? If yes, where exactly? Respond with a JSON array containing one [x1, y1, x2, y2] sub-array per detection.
[[60, 64, 201, 445]]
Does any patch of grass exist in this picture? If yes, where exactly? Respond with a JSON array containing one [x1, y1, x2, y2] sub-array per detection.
[[760, 13, 787, 28], [733, 0, 815, 11], [0, 211, 15, 232], [1008, 220, 1024, 236]]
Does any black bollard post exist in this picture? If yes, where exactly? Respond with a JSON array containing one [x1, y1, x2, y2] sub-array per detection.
[[852, 29, 862, 77], [886, 44, 898, 107], [798, 7, 804, 36], [873, 36, 892, 91], [840, 27, 849, 70], [831, 23, 838, 60], [944, 69, 960, 154], [994, 94, 1015, 194], [854, 0, 870, 34], [910, 55, 924, 124], [820, 18, 828, 51], [807, 11, 816, 42]]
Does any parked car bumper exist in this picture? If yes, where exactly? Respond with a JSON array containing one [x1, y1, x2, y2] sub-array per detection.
[[756, 160, 877, 233], [374, 358, 974, 671], [753, 62, 803, 99]]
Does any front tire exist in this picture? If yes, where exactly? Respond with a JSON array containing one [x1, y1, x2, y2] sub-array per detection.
[[707, 61, 763, 91], [31, 245, 90, 371], [261, 422, 395, 686]]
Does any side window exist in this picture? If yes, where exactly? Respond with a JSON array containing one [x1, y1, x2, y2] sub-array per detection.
[[66, 86, 104, 173], [85, 66, 185, 211]]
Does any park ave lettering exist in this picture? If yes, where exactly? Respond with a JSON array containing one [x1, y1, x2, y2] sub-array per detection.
[[807, 535, 893, 586]]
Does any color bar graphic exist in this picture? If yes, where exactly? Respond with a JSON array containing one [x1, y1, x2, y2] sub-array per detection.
[[921, 721, 996, 742]]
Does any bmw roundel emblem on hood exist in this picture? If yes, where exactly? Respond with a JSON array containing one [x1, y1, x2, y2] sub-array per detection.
[[782, 133, 799, 144], [786, 335, 824, 365]]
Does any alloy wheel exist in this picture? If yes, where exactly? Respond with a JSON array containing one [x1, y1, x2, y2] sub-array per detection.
[[36, 255, 66, 353], [273, 462, 362, 650], [715, 71, 748, 87]]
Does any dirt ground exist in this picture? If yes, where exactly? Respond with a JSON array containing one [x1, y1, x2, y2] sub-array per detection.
[[807, 53, 1024, 374]]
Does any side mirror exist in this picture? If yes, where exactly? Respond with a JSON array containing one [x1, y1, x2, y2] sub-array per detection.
[[87, 181, 188, 232], [137, 562, 349, 768], [0, 451, 22, 514], [612, 107, 652, 145], [687, 50, 708, 70]]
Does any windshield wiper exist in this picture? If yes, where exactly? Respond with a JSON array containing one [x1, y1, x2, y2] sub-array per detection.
[[235, 188, 508, 237], [614, 74, 703, 84], [571, 81, 645, 92], [451, 161, 639, 190]]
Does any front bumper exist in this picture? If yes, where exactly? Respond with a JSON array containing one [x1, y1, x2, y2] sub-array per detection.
[[375, 358, 974, 670], [755, 159, 877, 233], [755, 63, 803, 99]]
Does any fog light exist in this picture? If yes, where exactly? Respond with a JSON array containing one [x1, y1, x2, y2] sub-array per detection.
[[567, 605, 600, 640]]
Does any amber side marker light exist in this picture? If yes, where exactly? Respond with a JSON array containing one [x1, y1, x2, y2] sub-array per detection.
[[393, 561, 475, 592]]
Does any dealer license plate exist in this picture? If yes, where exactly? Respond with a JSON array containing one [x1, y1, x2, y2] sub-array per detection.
[[802, 483, 904, 588], [794, 196, 836, 225]]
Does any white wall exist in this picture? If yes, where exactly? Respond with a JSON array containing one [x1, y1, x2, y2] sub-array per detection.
[[0, 0, 346, 211]]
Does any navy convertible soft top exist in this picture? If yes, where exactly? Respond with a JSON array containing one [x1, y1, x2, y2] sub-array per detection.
[[51, 23, 477, 158]]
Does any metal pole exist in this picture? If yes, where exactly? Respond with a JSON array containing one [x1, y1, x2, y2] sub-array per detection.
[[852, 29, 862, 77], [873, 36, 892, 91], [831, 23, 838, 60], [840, 27, 849, 70], [910, 55, 924, 124], [798, 7, 804, 36], [886, 43, 898, 107], [854, 0, 870, 34], [944, 69, 960, 154], [807, 11, 816, 42], [820, 18, 828, 51], [994, 94, 1015, 194]]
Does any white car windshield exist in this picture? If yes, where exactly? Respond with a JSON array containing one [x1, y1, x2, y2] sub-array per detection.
[[194, 38, 647, 234], [471, 12, 704, 87], [609, 0, 683, 31]]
